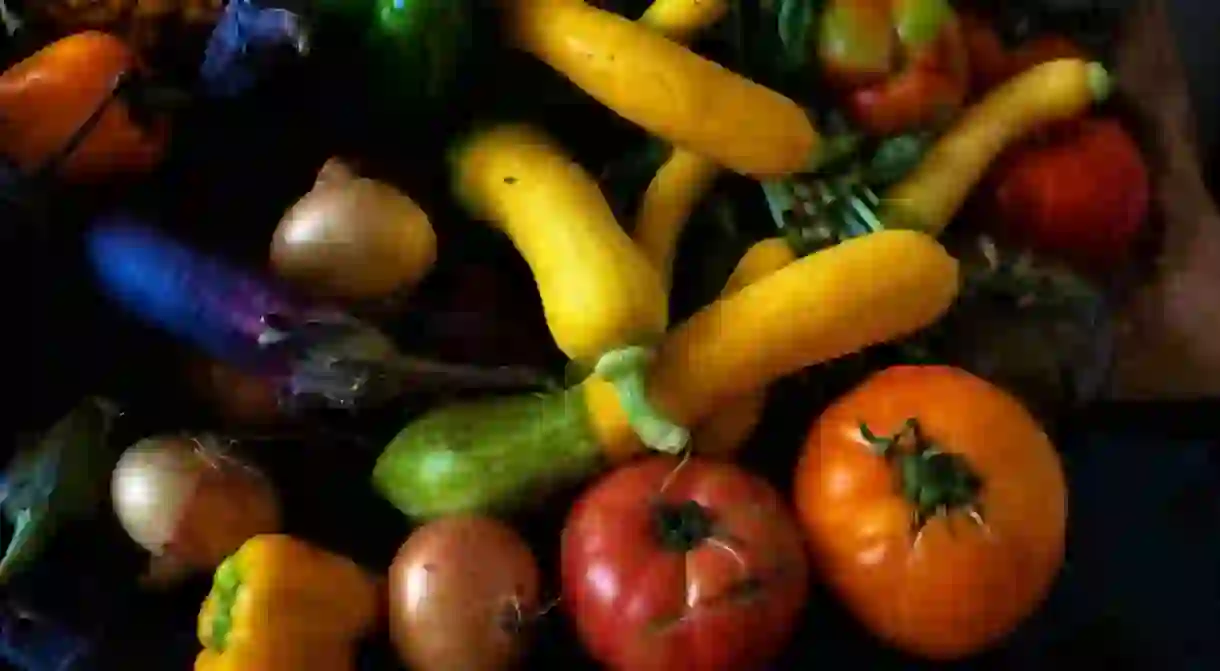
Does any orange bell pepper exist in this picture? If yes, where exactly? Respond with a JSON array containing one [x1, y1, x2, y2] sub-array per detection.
[[0, 31, 169, 182], [818, 0, 968, 135], [195, 535, 380, 671]]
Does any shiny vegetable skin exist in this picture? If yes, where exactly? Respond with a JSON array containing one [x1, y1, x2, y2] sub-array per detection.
[[691, 238, 796, 458], [630, 0, 725, 293], [882, 59, 1110, 235], [794, 366, 1066, 659], [373, 230, 958, 519], [453, 123, 669, 362], [0, 32, 168, 182], [503, 0, 819, 178], [562, 457, 809, 671], [639, 0, 729, 41], [588, 229, 959, 461], [632, 149, 721, 293], [818, 0, 969, 135], [196, 535, 379, 671], [86, 216, 305, 374]]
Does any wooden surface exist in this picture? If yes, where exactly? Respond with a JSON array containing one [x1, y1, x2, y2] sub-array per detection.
[[1108, 0, 1220, 398]]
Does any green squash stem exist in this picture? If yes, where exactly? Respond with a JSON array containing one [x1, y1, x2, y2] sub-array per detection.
[[372, 388, 604, 519], [594, 346, 690, 454]]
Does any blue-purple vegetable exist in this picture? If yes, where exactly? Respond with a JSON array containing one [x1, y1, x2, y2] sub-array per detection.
[[86, 215, 553, 410]]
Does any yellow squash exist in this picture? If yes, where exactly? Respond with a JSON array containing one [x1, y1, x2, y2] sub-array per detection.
[[639, 0, 729, 41], [587, 228, 960, 460], [883, 59, 1111, 235], [630, 0, 727, 293], [503, 0, 819, 178], [373, 229, 959, 520], [453, 123, 668, 361], [690, 237, 797, 458], [452, 123, 679, 449], [632, 149, 721, 292]]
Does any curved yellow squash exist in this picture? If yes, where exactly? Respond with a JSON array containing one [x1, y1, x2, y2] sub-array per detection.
[[504, 0, 820, 178], [585, 229, 961, 460], [453, 123, 668, 362], [884, 59, 1110, 234]]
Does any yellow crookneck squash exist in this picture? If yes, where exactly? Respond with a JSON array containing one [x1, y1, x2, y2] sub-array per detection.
[[883, 58, 1111, 234], [452, 123, 683, 450], [373, 229, 961, 520], [501, 0, 820, 178]]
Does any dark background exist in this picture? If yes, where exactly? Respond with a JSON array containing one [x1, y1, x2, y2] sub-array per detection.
[[1, 1, 1219, 669]]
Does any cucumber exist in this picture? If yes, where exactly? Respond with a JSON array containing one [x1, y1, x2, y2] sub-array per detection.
[[372, 389, 604, 520]]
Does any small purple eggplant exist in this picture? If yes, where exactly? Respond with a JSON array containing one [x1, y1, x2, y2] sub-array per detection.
[[85, 215, 555, 411]]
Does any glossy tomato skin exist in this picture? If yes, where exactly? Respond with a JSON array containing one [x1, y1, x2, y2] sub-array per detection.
[[794, 366, 1066, 660], [985, 117, 1149, 273], [562, 457, 809, 671]]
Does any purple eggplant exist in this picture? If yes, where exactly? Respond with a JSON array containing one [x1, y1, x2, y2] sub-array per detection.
[[85, 215, 555, 410]]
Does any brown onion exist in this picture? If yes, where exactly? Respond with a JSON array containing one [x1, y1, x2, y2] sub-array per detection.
[[389, 516, 541, 671], [271, 158, 438, 301], [111, 435, 280, 586]]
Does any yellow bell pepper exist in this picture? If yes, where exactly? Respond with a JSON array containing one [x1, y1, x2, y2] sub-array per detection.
[[195, 535, 380, 671]]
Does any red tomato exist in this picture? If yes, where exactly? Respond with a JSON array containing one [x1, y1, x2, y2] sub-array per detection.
[[561, 456, 809, 671], [794, 366, 1067, 660], [983, 117, 1150, 273]]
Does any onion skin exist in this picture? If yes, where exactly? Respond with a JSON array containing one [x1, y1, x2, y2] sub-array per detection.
[[111, 436, 281, 584], [272, 158, 438, 301], [388, 516, 541, 671]]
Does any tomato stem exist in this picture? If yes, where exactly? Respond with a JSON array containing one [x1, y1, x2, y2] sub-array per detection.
[[859, 418, 984, 531], [652, 500, 715, 553]]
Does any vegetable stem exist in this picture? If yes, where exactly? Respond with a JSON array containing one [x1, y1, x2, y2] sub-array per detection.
[[1086, 62, 1112, 102], [594, 346, 690, 453]]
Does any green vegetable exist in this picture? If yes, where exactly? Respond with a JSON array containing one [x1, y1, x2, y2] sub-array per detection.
[[364, 0, 478, 108], [0, 397, 120, 582], [372, 390, 603, 519]]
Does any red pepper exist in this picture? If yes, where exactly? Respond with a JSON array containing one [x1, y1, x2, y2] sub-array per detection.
[[817, 0, 968, 135], [0, 32, 169, 183]]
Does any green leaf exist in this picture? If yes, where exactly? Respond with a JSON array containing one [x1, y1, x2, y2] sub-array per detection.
[[0, 397, 120, 583], [866, 132, 933, 187]]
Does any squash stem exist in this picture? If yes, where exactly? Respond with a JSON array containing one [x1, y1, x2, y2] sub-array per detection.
[[1086, 62, 1112, 102], [594, 346, 690, 454]]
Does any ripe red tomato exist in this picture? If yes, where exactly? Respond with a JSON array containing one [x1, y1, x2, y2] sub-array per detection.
[[983, 117, 1150, 273], [561, 456, 809, 671], [794, 366, 1067, 660]]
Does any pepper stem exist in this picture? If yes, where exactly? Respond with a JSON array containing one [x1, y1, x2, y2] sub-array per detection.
[[860, 418, 984, 532], [594, 346, 689, 454]]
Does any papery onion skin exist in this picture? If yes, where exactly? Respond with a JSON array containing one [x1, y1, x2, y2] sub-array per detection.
[[111, 436, 281, 580], [271, 158, 438, 301], [388, 515, 541, 671]]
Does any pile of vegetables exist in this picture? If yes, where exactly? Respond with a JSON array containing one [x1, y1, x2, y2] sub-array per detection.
[[0, 0, 1155, 669]]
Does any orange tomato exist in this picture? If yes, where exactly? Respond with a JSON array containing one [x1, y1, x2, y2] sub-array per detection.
[[0, 32, 168, 181], [793, 365, 1066, 660]]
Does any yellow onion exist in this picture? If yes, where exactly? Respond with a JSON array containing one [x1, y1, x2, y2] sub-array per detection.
[[111, 435, 281, 586], [271, 158, 438, 300]]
